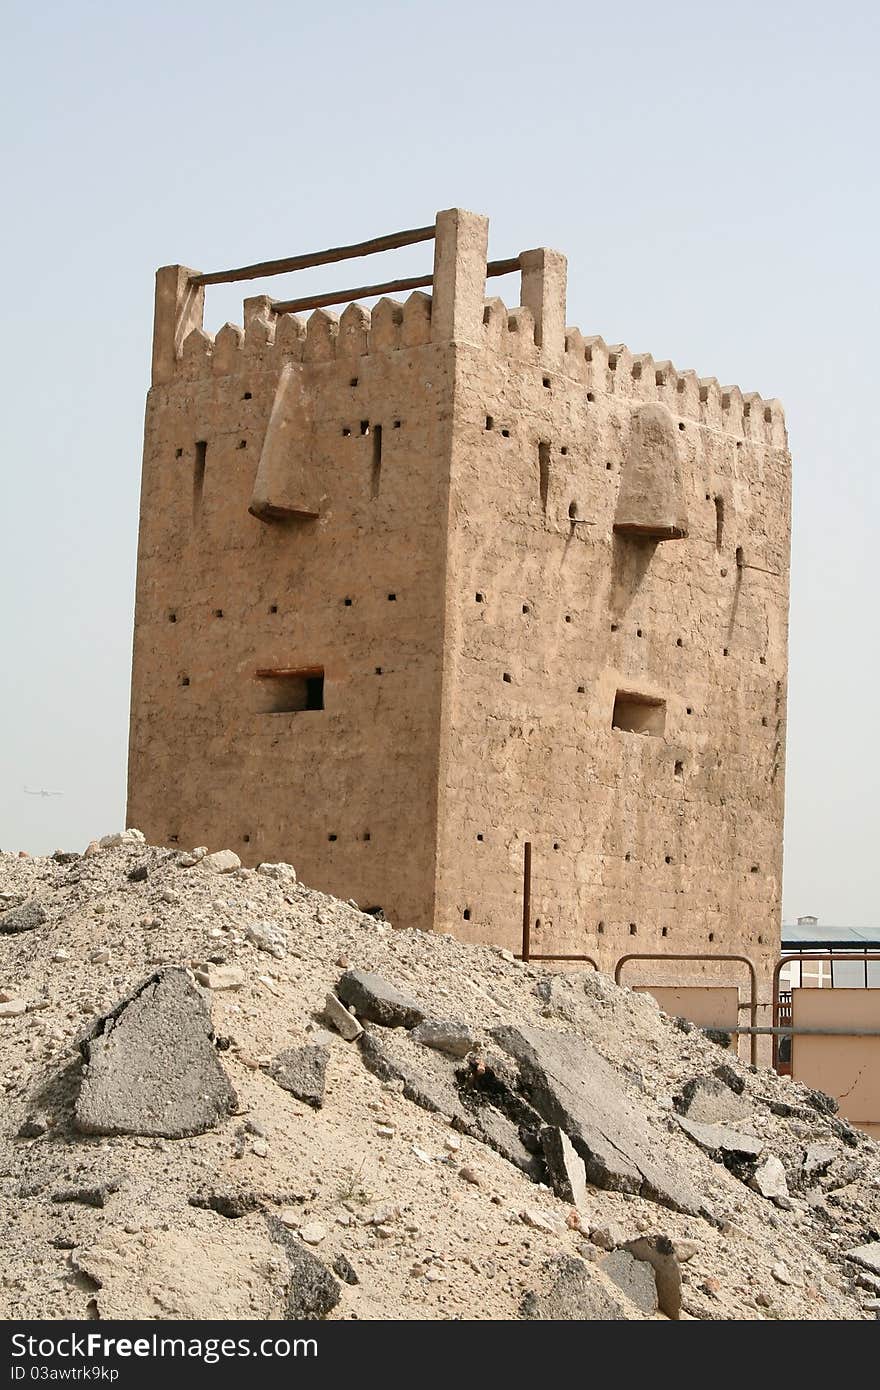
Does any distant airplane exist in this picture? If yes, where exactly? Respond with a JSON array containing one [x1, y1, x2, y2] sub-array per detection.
[[23, 787, 64, 798]]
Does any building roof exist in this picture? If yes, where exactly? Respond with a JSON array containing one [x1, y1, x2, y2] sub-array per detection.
[[782, 919, 880, 948]]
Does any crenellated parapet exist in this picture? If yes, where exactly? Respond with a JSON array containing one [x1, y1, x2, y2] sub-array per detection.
[[156, 207, 787, 447]]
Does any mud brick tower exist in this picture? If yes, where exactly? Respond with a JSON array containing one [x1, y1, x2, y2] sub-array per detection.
[[128, 208, 791, 983]]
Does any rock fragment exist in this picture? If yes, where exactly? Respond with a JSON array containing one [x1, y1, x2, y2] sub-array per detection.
[[600, 1249, 659, 1314], [674, 1074, 749, 1125], [267, 1218, 340, 1319], [520, 1254, 639, 1320], [540, 1126, 588, 1209], [337, 969, 425, 1029], [0, 901, 47, 935], [677, 1115, 763, 1160], [411, 1018, 476, 1058], [199, 850, 241, 874], [194, 963, 245, 991], [749, 1154, 789, 1200], [269, 1045, 328, 1109], [74, 967, 237, 1138], [324, 992, 362, 1041], [622, 1235, 682, 1318]]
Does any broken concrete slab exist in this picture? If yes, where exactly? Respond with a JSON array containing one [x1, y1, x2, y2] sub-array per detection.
[[600, 1249, 659, 1314], [677, 1115, 763, 1160], [0, 901, 47, 934], [519, 1253, 641, 1320], [845, 1242, 880, 1277], [622, 1235, 682, 1319], [749, 1154, 789, 1200], [802, 1142, 837, 1182], [75, 968, 237, 1138], [492, 1024, 702, 1214], [337, 969, 425, 1029], [359, 1028, 466, 1122], [411, 1018, 476, 1058], [266, 1216, 341, 1319], [675, 1074, 749, 1125], [269, 1044, 328, 1109], [540, 1126, 588, 1209], [324, 992, 362, 1040], [52, 1176, 123, 1208]]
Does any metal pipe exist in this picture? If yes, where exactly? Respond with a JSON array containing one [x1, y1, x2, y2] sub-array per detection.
[[771, 951, 880, 1068], [614, 952, 759, 1066], [521, 842, 532, 963]]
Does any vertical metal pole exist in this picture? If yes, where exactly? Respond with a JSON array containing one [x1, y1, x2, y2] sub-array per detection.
[[522, 841, 532, 961]]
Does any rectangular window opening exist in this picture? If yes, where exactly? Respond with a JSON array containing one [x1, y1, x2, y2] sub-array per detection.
[[612, 690, 666, 736], [255, 666, 324, 713]]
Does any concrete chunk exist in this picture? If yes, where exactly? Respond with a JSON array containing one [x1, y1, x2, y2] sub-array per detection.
[[622, 1235, 682, 1319], [845, 1242, 880, 1277], [0, 901, 47, 935], [520, 1254, 641, 1320], [411, 1018, 476, 1058], [199, 850, 241, 874], [337, 969, 425, 1029], [540, 1126, 588, 1208], [677, 1115, 763, 1159], [74, 967, 237, 1138], [675, 1074, 749, 1125], [324, 992, 362, 1041], [749, 1154, 789, 1200], [600, 1250, 659, 1315], [492, 1024, 701, 1213], [266, 1216, 341, 1319], [269, 1045, 328, 1108]]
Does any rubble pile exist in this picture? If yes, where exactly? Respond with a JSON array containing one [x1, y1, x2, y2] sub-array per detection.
[[1, 835, 878, 1320]]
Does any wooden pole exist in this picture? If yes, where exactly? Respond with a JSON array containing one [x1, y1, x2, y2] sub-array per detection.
[[189, 224, 437, 289], [269, 257, 522, 316]]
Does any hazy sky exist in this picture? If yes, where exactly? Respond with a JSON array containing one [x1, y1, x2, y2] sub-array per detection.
[[1, 1, 877, 925]]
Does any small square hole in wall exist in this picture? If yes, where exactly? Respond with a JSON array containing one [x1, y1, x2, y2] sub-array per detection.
[[610, 622, 618, 632], [629, 923, 637, 935], [350, 377, 358, 387], [723, 647, 729, 657], [375, 667, 383, 675], [760, 656, 767, 665], [213, 609, 223, 619], [560, 446, 568, 456], [665, 854, 673, 864], [242, 834, 250, 844], [268, 604, 278, 614], [553, 842, 560, 851], [750, 864, 759, 873], [328, 833, 337, 842], [168, 612, 177, 623], [708, 931, 715, 942], [577, 685, 585, 693], [175, 447, 183, 458], [565, 614, 572, 624], [502, 672, 512, 683], [342, 427, 351, 437], [256, 667, 324, 713], [762, 716, 768, 727], [636, 627, 643, 638], [387, 593, 397, 601], [686, 706, 693, 715], [485, 415, 494, 430], [243, 391, 252, 400], [463, 908, 471, 921], [542, 376, 551, 388], [362, 832, 371, 842], [661, 926, 668, 937], [476, 833, 484, 842], [678, 422, 685, 431], [624, 852, 631, 861], [179, 675, 190, 687], [587, 392, 595, 402], [360, 420, 370, 435], [343, 597, 352, 606], [674, 760, 684, 779], [475, 592, 485, 603], [676, 638, 683, 647], [597, 920, 605, 934], [606, 461, 613, 470], [238, 439, 247, 449], [758, 934, 765, 945], [500, 428, 510, 438], [612, 691, 666, 736], [168, 834, 179, 843], [522, 603, 530, 614], [393, 419, 401, 428]]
